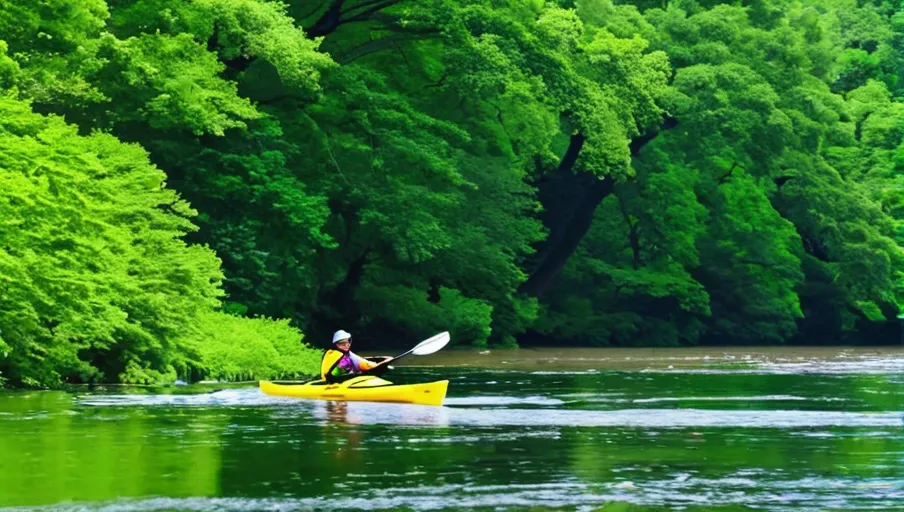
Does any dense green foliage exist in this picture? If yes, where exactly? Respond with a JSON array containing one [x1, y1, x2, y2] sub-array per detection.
[[1, 0, 903, 384], [0, 90, 320, 386], [187, 312, 320, 381]]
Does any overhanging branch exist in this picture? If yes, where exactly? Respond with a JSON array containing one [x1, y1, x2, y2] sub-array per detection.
[[339, 33, 439, 64], [305, 0, 406, 38]]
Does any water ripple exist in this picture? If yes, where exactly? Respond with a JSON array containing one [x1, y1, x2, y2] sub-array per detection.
[[8, 475, 904, 512], [74, 389, 904, 428]]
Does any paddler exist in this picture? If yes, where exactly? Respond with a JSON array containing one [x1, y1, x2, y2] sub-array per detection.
[[320, 330, 389, 381]]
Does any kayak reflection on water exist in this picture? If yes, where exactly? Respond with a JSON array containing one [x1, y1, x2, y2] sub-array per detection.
[[312, 400, 452, 427], [315, 401, 451, 466], [322, 401, 365, 464]]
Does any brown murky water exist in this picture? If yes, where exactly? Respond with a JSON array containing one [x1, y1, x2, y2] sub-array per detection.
[[397, 345, 904, 371]]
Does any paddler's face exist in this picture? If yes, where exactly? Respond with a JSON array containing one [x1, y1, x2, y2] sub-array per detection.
[[337, 339, 351, 350]]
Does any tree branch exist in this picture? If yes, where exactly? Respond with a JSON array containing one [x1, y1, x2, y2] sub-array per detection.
[[717, 162, 739, 185], [629, 116, 677, 154], [342, 0, 402, 19], [343, 1, 401, 23], [305, 0, 404, 37], [774, 175, 794, 189], [339, 33, 438, 64], [423, 73, 448, 89], [306, 0, 346, 38], [297, 0, 334, 22]]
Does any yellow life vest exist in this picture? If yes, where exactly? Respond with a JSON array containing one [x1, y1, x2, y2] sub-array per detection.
[[320, 349, 344, 380]]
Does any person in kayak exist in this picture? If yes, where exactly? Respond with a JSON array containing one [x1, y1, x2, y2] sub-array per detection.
[[320, 330, 388, 381]]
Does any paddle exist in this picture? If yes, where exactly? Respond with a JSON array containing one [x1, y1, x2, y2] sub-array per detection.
[[364, 331, 450, 376], [392, 331, 451, 360]]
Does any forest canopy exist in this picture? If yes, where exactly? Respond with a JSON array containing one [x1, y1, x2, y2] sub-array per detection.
[[1, 0, 902, 386]]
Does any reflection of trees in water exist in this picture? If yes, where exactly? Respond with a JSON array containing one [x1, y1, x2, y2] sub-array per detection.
[[0, 394, 222, 507], [846, 374, 903, 411], [217, 399, 461, 496], [566, 371, 904, 488]]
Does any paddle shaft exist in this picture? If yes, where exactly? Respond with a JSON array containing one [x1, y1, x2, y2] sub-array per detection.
[[362, 331, 449, 375]]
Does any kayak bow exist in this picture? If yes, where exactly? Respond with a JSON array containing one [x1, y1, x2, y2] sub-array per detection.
[[259, 376, 449, 406]]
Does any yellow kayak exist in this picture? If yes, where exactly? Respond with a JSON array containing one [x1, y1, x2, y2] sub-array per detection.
[[259, 376, 449, 406]]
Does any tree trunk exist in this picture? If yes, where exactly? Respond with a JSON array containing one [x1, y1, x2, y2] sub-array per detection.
[[524, 133, 586, 272], [308, 248, 370, 346], [520, 117, 677, 297], [618, 195, 641, 270], [520, 174, 614, 296]]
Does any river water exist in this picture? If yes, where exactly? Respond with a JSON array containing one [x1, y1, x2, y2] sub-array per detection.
[[1, 347, 902, 511]]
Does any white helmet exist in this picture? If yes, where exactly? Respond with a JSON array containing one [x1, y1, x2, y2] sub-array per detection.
[[332, 330, 351, 344]]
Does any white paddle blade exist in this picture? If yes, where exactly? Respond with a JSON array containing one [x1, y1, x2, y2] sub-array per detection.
[[411, 331, 450, 356]]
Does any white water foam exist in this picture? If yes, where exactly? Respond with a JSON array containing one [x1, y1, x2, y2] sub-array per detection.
[[74, 390, 904, 428], [76, 389, 296, 407], [631, 395, 813, 403], [443, 396, 565, 406], [7, 475, 903, 512]]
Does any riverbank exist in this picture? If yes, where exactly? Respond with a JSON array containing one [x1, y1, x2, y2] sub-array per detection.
[[5, 345, 901, 392]]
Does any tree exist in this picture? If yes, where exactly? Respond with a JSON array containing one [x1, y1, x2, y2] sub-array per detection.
[[0, 94, 223, 385]]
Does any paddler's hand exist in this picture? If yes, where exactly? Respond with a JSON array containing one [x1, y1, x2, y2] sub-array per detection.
[[362, 357, 393, 375], [375, 357, 393, 368]]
